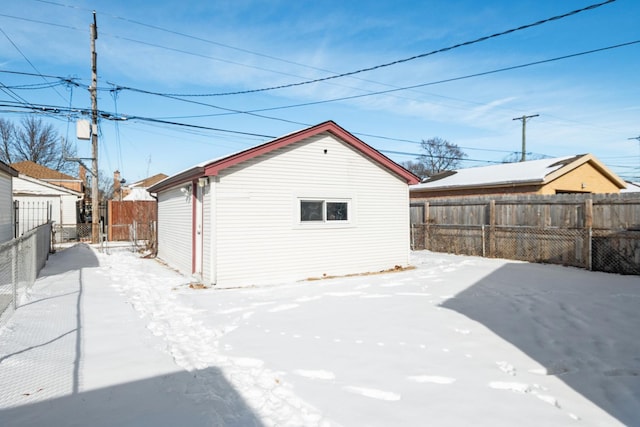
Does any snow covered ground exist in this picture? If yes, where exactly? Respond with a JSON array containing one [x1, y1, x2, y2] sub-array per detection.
[[0, 244, 639, 426]]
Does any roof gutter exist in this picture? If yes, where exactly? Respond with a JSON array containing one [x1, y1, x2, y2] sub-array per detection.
[[148, 166, 204, 193]]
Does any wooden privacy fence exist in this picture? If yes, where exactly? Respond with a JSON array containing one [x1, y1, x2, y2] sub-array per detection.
[[107, 200, 156, 242], [411, 193, 640, 275]]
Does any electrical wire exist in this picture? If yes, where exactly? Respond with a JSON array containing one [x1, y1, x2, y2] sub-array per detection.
[[123, 0, 616, 97], [245, 40, 640, 113], [0, 26, 68, 103]]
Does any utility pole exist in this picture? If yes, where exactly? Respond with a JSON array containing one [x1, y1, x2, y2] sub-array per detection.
[[513, 114, 539, 162], [90, 11, 99, 243]]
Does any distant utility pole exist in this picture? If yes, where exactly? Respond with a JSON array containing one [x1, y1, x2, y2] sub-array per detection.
[[513, 114, 539, 162], [90, 11, 99, 243]]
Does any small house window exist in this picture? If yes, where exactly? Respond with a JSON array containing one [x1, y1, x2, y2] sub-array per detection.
[[327, 202, 348, 221], [300, 199, 349, 223], [300, 200, 324, 222]]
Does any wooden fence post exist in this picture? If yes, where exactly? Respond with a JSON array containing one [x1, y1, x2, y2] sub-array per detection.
[[107, 200, 113, 241], [423, 202, 429, 250], [584, 198, 593, 270], [488, 199, 496, 257]]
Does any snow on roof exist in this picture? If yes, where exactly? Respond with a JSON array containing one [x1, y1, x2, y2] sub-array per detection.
[[621, 181, 640, 193], [123, 187, 156, 201], [411, 155, 578, 190]]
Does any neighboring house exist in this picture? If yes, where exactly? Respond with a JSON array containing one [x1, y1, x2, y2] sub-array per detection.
[[11, 161, 84, 194], [112, 172, 168, 201], [148, 121, 420, 287], [622, 181, 640, 193], [11, 160, 87, 221], [410, 154, 627, 199], [13, 174, 83, 238], [0, 162, 19, 242]]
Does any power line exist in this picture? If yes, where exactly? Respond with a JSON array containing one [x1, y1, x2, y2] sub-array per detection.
[[28, 0, 614, 100], [0, 8, 464, 105], [5, 2, 630, 140], [149, 40, 639, 117], [0, 12, 83, 32], [0, 26, 68, 103], [131, 0, 616, 97]]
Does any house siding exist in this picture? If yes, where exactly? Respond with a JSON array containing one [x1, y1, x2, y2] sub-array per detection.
[[60, 195, 78, 224], [0, 171, 13, 242], [12, 176, 81, 227], [541, 162, 621, 194], [201, 183, 212, 283], [157, 185, 193, 275], [212, 133, 410, 287]]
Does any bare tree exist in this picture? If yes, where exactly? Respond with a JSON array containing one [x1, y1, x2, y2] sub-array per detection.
[[98, 170, 115, 202], [406, 137, 467, 179], [401, 160, 431, 180], [420, 137, 467, 175], [501, 152, 549, 163], [0, 117, 76, 173], [0, 118, 15, 164]]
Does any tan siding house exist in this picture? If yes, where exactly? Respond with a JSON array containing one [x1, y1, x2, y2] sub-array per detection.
[[149, 121, 419, 287], [411, 154, 626, 199]]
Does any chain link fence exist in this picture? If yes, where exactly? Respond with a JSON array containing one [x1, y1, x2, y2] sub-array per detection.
[[0, 223, 52, 326], [52, 222, 156, 253], [411, 224, 640, 275], [592, 229, 640, 275]]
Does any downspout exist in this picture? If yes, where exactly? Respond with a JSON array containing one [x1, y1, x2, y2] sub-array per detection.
[[150, 193, 158, 256], [209, 176, 217, 286], [191, 179, 197, 276]]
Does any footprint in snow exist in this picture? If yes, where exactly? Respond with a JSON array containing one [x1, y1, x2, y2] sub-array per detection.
[[380, 282, 405, 288], [293, 369, 336, 381], [343, 386, 401, 401], [604, 368, 640, 377], [407, 375, 456, 385], [268, 304, 299, 313], [295, 295, 323, 302], [529, 364, 571, 376], [497, 361, 517, 376], [395, 292, 431, 297], [232, 357, 265, 368], [488, 381, 531, 393], [324, 291, 363, 297], [218, 307, 248, 314]]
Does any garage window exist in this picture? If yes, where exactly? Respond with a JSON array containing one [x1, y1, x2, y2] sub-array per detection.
[[300, 200, 349, 222]]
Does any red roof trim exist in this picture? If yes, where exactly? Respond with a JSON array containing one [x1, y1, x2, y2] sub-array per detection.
[[203, 121, 420, 184]]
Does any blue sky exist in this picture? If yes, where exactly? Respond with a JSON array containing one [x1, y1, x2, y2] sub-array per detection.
[[0, 0, 639, 182]]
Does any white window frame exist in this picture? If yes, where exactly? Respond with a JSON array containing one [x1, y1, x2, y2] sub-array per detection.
[[295, 196, 354, 228]]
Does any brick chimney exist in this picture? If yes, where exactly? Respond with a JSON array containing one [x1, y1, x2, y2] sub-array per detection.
[[114, 170, 121, 198], [79, 164, 87, 192]]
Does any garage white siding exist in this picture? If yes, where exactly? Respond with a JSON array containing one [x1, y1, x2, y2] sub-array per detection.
[[201, 183, 212, 284], [60, 195, 78, 225], [157, 185, 193, 275], [213, 133, 410, 287], [0, 171, 13, 242]]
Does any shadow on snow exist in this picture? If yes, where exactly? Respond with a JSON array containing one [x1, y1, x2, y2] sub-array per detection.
[[442, 262, 640, 426]]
